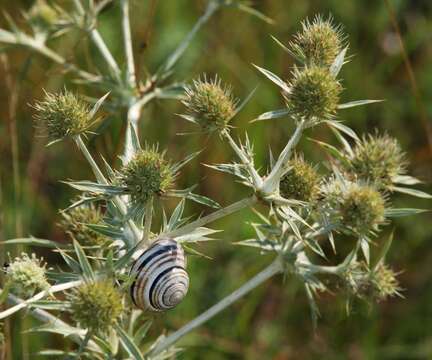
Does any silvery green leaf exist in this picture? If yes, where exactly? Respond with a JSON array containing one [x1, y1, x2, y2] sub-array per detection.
[[177, 113, 199, 124], [330, 46, 348, 77], [235, 238, 282, 252], [230, 2, 274, 24], [168, 189, 221, 208], [88, 92, 110, 119], [154, 83, 185, 100], [325, 120, 359, 141], [73, 240, 95, 281], [133, 319, 152, 346], [360, 237, 370, 265], [304, 284, 320, 328], [100, 155, 116, 180], [328, 126, 354, 157], [338, 99, 383, 109], [373, 232, 393, 270], [252, 108, 290, 122], [58, 249, 81, 273], [392, 175, 423, 185], [64, 180, 126, 195], [176, 227, 221, 243], [308, 138, 349, 165], [384, 208, 429, 218], [252, 64, 290, 93], [114, 243, 140, 271], [168, 199, 186, 231], [270, 35, 303, 61], [0, 237, 64, 248], [233, 86, 257, 118], [86, 224, 124, 240], [390, 186, 432, 199], [115, 324, 145, 360], [205, 163, 250, 182], [171, 150, 202, 173], [30, 300, 68, 311], [130, 124, 142, 153]]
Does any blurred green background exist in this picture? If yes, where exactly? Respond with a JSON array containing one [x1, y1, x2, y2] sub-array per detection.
[[1, 0, 432, 359]]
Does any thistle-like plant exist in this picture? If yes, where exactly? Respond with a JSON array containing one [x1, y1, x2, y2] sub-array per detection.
[[0, 2, 430, 359]]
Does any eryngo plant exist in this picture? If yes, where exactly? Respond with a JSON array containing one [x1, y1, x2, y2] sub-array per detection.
[[0, 2, 430, 358]]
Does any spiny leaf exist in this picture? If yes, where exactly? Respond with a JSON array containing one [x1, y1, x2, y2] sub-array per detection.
[[73, 240, 95, 281], [252, 108, 290, 122], [252, 64, 290, 92], [115, 323, 145, 360], [338, 99, 383, 109]]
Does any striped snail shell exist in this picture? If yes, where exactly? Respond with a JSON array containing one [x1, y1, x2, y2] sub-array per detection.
[[129, 237, 189, 312]]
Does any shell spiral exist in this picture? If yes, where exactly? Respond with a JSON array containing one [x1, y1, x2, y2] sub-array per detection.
[[129, 238, 189, 312]]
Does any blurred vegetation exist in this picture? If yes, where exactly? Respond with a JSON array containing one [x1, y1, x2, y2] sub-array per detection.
[[0, 0, 432, 359]]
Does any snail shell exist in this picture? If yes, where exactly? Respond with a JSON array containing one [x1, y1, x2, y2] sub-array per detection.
[[129, 238, 189, 312]]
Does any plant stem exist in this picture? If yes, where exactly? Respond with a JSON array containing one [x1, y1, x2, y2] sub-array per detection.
[[5, 292, 101, 353], [72, 0, 121, 81], [121, 0, 136, 87], [123, 92, 156, 164], [165, 196, 257, 238], [148, 258, 283, 356], [261, 121, 305, 194], [221, 130, 263, 188], [74, 136, 142, 246], [0, 280, 83, 320], [142, 198, 153, 245]]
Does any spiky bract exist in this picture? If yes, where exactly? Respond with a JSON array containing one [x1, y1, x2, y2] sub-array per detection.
[[347, 133, 406, 189], [284, 66, 341, 124], [183, 76, 237, 132], [5, 253, 49, 298], [33, 90, 94, 142], [119, 147, 174, 204], [290, 15, 344, 67], [279, 157, 320, 202], [68, 281, 123, 334], [60, 204, 108, 247]]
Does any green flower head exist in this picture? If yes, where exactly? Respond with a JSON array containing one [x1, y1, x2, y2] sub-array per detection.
[[348, 133, 406, 189], [60, 203, 108, 248], [33, 90, 94, 143], [5, 253, 49, 298], [68, 281, 124, 334], [284, 66, 341, 124], [340, 183, 385, 234], [119, 146, 175, 204], [279, 157, 321, 202], [182, 76, 237, 132], [290, 14, 345, 67]]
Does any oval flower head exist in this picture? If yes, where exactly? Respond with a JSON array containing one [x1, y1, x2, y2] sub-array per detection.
[[33, 90, 100, 145], [181, 75, 237, 133]]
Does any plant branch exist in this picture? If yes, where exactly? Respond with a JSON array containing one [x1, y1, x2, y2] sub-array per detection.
[[262, 121, 305, 194], [72, 0, 121, 81], [121, 0, 136, 87], [74, 136, 142, 246], [165, 196, 257, 239], [148, 258, 283, 356], [221, 130, 263, 188], [0, 280, 82, 320]]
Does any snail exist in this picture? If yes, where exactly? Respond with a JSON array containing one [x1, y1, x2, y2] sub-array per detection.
[[129, 237, 189, 312]]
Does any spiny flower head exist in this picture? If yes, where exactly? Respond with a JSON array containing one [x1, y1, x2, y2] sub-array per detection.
[[68, 281, 124, 334], [339, 183, 385, 234], [290, 15, 345, 67], [60, 204, 108, 248], [119, 146, 175, 204], [347, 133, 406, 189], [279, 157, 321, 202], [182, 76, 237, 132], [284, 66, 341, 124], [342, 261, 401, 302], [5, 253, 49, 298], [33, 90, 94, 143]]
